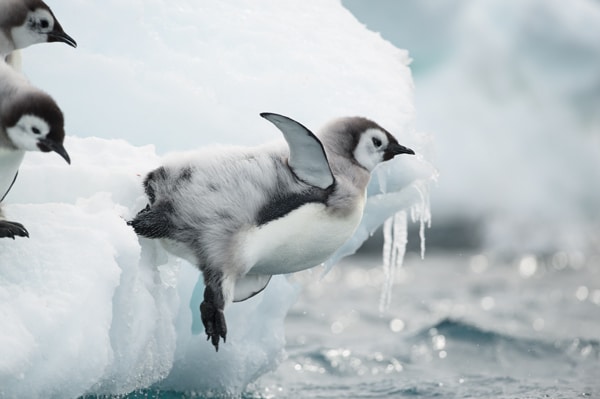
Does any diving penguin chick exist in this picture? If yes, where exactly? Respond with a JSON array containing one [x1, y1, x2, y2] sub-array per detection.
[[0, 59, 70, 238], [129, 113, 415, 351], [0, 0, 77, 58]]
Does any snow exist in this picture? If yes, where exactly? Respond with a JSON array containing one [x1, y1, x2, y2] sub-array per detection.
[[0, 138, 302, 397], [20, 0, 417, 153], [0, 0, 435, 397]]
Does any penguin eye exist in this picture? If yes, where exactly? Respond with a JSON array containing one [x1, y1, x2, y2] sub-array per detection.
[[372, 137, 382, 148], [32, 127, 41, 135], [40, 19, 49, 29]]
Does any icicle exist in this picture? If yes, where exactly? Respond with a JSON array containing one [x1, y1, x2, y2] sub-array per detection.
[[376, 167, 388, 194], [410, 181, 432, 260], [419, 218, 427, 259], [380, 217, 394, 312], [379, 211, 407, 313], [378, 180, 432, 313]]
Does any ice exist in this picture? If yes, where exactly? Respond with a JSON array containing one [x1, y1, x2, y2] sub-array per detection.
[[0, 136, 431, 397], [21, 0, 417, 153], [323, 154, 435, 274], [380, 211, 407, 313], [344, 0, 600, 254], [0, 0, 436, 396], [1, 138, 300, 397]]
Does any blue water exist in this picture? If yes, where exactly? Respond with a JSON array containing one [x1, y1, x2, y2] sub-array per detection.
[[87, 251, 600, 398]]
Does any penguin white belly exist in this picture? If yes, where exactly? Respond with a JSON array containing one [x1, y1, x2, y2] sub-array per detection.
[[160, 237, 199, 266], [0, 149, 24, 201], [241, 201, 364, 276]]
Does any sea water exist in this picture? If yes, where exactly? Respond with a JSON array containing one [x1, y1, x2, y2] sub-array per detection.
[[254, 252, 599, 398], [93, 250, 599, 398]]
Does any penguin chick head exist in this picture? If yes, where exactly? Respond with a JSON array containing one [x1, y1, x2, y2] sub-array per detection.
[[3, 92, 70, 163], [6, 0, 77, 51], [320, 117, 414, 172]]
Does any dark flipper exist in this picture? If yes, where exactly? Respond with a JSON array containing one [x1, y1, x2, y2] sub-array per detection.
[[200, 270, 227, 351], [0, 220, 29, 239], [127, 203, 174, 239], [260, 112, 334, 189]]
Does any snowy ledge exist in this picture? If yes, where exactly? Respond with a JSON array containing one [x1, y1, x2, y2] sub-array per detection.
[[0, 134, 434, 397]]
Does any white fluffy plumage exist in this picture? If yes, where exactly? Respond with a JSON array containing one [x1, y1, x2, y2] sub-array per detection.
[[130, 113, 415, 351]]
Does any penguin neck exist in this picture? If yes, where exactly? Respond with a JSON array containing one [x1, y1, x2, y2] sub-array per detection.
[[0, 32, 15, 57], [0, 145, 23, 158], [320, 151, 369, 220], [0, 128, 18, 151], [325, 149, 371, 193], [0, 147, 24, 201]]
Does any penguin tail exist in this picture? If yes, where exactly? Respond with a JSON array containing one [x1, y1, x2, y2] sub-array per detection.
[[128, 203, 174, 239]]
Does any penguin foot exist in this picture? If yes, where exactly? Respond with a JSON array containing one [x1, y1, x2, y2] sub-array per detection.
[[0, 220, 29, 239], [200, 300, 227, 351]]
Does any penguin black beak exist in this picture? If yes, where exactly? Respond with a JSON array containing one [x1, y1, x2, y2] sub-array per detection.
[[48, 29, 77, 48], [39, 139, 71, 164], [384, 142, 415, 161]]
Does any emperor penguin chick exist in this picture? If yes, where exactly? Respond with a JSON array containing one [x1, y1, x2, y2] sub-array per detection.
[[0, 0, 77, 58], [0, 59, 70, 238], [129, 112, 415, 351]]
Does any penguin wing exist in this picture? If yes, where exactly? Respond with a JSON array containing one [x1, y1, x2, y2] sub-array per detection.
[[261, 112, 334, 189], [233, 274, 272, 302]]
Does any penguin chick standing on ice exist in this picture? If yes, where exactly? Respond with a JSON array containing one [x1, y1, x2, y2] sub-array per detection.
[[0, 60, 70, 238], [0, 0, 77, 59], [129, 112, 414, 351]]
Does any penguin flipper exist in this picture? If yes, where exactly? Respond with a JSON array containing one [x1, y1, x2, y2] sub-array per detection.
[[233, 274, 272, 302], [260, 113, 334, 189], [0, 220, 29, 239]]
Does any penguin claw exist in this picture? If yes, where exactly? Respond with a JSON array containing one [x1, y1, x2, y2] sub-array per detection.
[[0, 220, 29, 239], [200, 301, 228, 352]]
